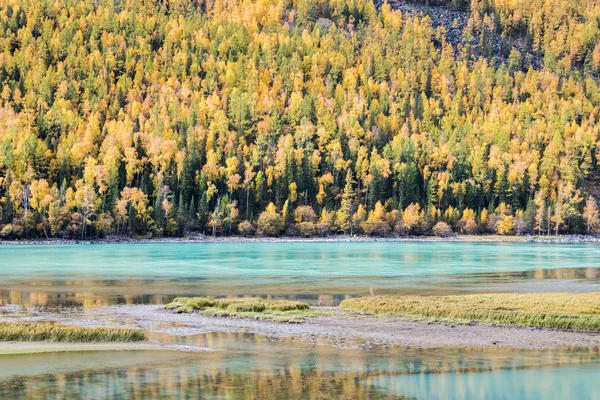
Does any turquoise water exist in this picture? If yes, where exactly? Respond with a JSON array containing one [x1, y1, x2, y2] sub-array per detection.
[[368, 364, 600, 399], [0, 242, 599, 398], [0, 242, 599, 305]]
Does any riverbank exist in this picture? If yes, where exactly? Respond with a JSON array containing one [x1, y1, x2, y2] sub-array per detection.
[[0, 341, 174, 355], [2, 233, 600, 245], [2, 304, 599, 350], [122, 305, 600, 350]]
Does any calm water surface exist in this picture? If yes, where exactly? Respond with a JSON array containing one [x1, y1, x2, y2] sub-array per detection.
[[0, 242, 598, 398], [0, 242, 598, 306], [0, 332, 598, 399]]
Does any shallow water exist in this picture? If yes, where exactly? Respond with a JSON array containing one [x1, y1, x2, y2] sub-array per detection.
[[0, 242, 598, 306], [0, 242, 599, 398], [1, 332, 598, 399]]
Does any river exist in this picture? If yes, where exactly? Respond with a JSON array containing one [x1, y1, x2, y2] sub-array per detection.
[[0, 242, 598, 399]]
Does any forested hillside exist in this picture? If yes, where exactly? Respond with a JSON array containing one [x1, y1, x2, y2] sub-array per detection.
[[0, 0, 599, 238]]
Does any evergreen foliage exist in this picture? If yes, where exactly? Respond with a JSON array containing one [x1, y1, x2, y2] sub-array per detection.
[[0, 0, 599, 238]]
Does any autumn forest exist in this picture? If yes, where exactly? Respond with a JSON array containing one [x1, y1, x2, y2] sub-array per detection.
[[1, 0, 600, 239]]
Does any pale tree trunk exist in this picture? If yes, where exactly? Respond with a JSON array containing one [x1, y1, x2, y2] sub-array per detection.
[[212, 197, 221, 237], [246, 187, 250, 219], [20, 185, 30, 219]]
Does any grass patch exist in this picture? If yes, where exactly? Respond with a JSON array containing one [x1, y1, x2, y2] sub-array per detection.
[[0, 322, 146, 342], [165, 297, 312, 323], [202, 308, 327, 323], [340, 293, 600, 331]]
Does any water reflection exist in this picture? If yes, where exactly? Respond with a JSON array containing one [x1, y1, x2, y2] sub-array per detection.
[[1, 266, 598, 307], [1, 242, 600, 307], [368, 364, 600, 400], [0, 332, 598, 399]]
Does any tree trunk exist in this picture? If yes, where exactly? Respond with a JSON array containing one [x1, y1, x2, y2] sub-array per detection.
[[246, 187, 250, 219]]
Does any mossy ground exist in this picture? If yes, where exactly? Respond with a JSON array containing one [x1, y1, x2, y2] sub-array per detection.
[[0, 322, 146, 342], [165, 297, 319, 323], [340, 293, 600, 331]]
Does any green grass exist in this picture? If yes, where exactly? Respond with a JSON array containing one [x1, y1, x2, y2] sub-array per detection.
[[165, 297, 313, 323], [0, 322, 146, 342], [340, 293, 600, 331]]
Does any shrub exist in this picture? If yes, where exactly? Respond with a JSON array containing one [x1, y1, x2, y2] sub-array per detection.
[[256, 212, 284, 236], [393, 221, 407, 235], [515, 218, 527, 235], [432, 221, 453, 237], [95, 213, 115, 236], [315, 221, 332, 236], [362, 220, 391, 236], [238, 220, 254, 236], [296, 221, 317, 237], [487, 213, 501, 233], [458, 218, 478, 234], [285, 224, 298, 236], [385, 209, 402, 231], [1, 224, 22, 238], [294, 206, 318, 223]]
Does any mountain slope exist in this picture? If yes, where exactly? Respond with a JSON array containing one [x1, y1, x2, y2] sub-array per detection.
[[0, 0, 598, 238]]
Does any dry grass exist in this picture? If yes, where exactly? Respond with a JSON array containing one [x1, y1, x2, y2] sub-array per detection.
[[165, 297, 311, 322], [0, 322, 146, 342], [340, 293, 600, 331]]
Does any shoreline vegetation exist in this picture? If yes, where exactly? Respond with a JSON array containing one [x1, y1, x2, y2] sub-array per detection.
[[2, 293, 599, 351], [0, 322, 146, 342], [340, 293, 600, 331], [165, 293, 600, 331], [166, 297, 317, 323], [2, 233, 600, 245]]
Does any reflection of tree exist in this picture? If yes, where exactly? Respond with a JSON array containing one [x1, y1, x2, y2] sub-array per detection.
[[0, 289, 175, 307], [1, 339, 597, 399], [1, 262, 598, 307]]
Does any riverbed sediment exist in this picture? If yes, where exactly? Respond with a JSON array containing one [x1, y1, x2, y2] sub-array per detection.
[[0, 341, 204, 355], [2, 305, 598, 351]]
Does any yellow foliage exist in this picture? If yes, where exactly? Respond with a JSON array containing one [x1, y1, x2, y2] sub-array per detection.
[[265, 202, 277, 214], [497, 215, 516, 235], [402, 203, 425, 233]]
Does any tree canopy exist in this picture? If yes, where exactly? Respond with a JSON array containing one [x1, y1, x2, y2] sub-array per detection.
[[0, 0, 599, 238]]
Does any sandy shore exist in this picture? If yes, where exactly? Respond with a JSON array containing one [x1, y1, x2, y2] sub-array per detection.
[[135, 306, 600, 350], [0, 342, 164, 355], [2, 234, 600, 245], [0, 340, 213, 355], [3, 305, 598, 351]]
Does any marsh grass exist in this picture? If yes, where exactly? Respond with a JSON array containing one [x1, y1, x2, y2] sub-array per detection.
[[202, 308, 328, 323], [0, 322, 146, 342], [340, 293, 600, 331], [165, 297, 312, 322]]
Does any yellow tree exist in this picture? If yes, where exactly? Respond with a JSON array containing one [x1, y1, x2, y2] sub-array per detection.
[[583, 196, 599, 234], [402, 203, 425, 235], [29, 179, 54, 237]]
